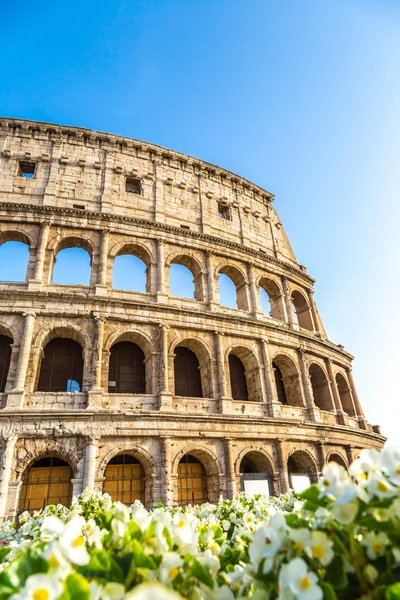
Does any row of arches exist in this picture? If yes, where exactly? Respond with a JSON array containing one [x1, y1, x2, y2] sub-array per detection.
[[17, 448, 349, 513], [0, 332, 356, 415], [0, 238, 316, 330]]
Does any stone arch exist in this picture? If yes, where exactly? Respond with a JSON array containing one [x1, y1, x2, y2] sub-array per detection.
[[326, 451, 348, 469], [226, 345, 262, 402], [99, 447, 154, 507], [167, 252, 205, 301], [18, 455, 73, 514], [291, 289, 314, 331], [13, 438, 82, 482], [0, 230, 32, 283], [287, 449, 318, 491], [271, 353, 304, 407], [50, 236, 94, 286], [216, 263, 249, 311], [170, 337, 213, 399], [172, 444, 221, 504], [111, 242, 153, 293], [238, 449, 276, 496], [104, 329, 155, 394], [309, 362, 334, 412], [257, 276, 286, 320], [30, 325, 91, 394], [335, 372, 356, 416], [0, 229, 33, 248]]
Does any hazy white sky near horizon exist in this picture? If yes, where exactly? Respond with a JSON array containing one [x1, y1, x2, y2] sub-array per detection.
[[1, 0, 399, 443]]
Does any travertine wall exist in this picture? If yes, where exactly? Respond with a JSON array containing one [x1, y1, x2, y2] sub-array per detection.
[[0, 118, 384, 519]]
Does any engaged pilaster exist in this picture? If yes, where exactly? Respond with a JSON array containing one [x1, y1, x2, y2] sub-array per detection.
[[7, 312, 36, 408], [0, 435, 16, 521], [95, 229, 110, 296], [28, 223, 50, 291]]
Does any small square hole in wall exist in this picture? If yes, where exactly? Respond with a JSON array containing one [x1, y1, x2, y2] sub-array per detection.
[[217, 202, 231, 220], [126, 177, 142, 194], [19, 161, 36, 179]]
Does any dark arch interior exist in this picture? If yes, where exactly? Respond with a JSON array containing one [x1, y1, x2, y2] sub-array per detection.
[[177, 454, 207, 506], [18, 456, 72, 514], [0, 335, 12, 392], [336, 373, 355, 416], [37, 338, 83, 392], [328, 453, 347, 468], [108, 341, 146, 394], [229, 354, 248, 400], [103, 453, 145, 504], [288, 452, 317, 491], [309, 364, 333, 411], [239, 452, 272, 495], [292, 290, 313, 331], [174, 346, 203, 397], [272, 362, 287, 404]]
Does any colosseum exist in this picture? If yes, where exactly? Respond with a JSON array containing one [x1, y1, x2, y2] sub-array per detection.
[[0, 117, 383, 519]]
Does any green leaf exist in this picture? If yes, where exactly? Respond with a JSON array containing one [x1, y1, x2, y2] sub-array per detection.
[[191, 558, 214, 589], [132, 539, 156, 569], [386, 583, 400, 600], [320, 582, 338, 600], [299, 484, 327, 506], [65, 572, 90, 600], [7, 550, 48, 588], [285, 513, 310, 529], [326, 555, 348, 590]]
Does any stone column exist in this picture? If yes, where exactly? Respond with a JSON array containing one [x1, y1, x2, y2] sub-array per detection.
[[246, 262, 261, 318], [156, 239, 168, 303], [275, 439, 290, 493], [308, 288, 324, 336], [43, 143, 61, 205], [28, 223, 50, 291], [281, 277, 296, 327], [224, 438, 237, 498], [7, 312, 36, 408], [325, 359, 342, 412], [297, 349, 317, 422], [0, 436, 16, 520], [259, 339, 277, 416], [83, 437, 98, 491], [88, 315, 105, 409], [160, 437, 172, 506], [214, 332, 230, 414], [206, 251, 218, 310], [345, 445, 355, 466], [346, 368, 365, 421], [159, 325, 172, 408], [95, 230, 109, 296], [316, 442, 325, 477]]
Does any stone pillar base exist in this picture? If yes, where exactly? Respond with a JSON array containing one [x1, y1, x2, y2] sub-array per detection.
[[71, 478, 84, 497], [94, 284, 108, 296], [156, 292, 169, 304], [5, 390, 25, 409], [87, 390, 103, 410], [208, 301, 220, 311], [159, 392, 173, 410], [218, 397, 233, 414], [357, 416, 367, 430], [335, 410, 349, 426], [27, 279, 43, 292]]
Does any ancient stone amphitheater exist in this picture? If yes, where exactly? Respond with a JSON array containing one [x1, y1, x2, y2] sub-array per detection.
[[0, 117, 383, 519]]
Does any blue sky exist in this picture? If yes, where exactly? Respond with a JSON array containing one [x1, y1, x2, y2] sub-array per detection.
[[1, 0, 399, 442]]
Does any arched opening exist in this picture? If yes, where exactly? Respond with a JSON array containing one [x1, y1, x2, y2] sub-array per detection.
[[112, 255, 147, 292], [37, 338, 83, 392], [0, 335, 12, 392], [309, 364, 334, 411], [18, 457, 72, 514], [272, 362, 287, 405], [288, 451, 317, 492], [177, 454, 208, 506], [218, 265, 248, 311], [240, 452, 272, 496], [328, 453, 347, 469], [0, 241, 30, 282], [174, 347, 202, 398], [291, 290, 314, 331], [258, 278, 285, 320], [108, 342, 146, 394], [52, 244, 91, 286], [103, 454, 145, 504], [272, 354, 303, 406], [170, 263, 195, 299], [229, 354, 249, 401], [336, 373, 355, 416]]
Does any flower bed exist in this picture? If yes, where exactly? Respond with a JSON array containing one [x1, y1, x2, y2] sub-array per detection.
[[0, 448, 400, 599]]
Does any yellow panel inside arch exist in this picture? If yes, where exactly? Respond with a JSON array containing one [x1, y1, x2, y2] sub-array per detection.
[[19, 466, 72, 513], [177, 462, 207, 506], [104, 464, 144, 504]]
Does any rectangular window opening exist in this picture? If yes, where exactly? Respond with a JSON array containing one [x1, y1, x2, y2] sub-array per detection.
[[126, 177, 142, 194], [19, 161, 36, 179], [217, 202, 231, 220], [73, 204, 85, 210], [180, 224, 190, 230]]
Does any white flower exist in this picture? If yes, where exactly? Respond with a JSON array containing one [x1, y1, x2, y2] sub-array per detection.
[[307, 531, 334, 566], [367, 473, 397, 499], [249, 524, 283, 568], [40, 515, 64, 539], [42, 541, 71, 575], [331, 501, 358, 525], [362, 531, 390, 560], [159, 552, 184, 585], [59, 515, 90, 566], [278, 558, 322, 600], [319, 463, 357, 505], [131, 504, 150, 531], [13, 573, 63, 600], [125, 583, 184, 600], [381, 447, 400, 486], [289, 528, 310, 554], [349, 449, 381, 484]]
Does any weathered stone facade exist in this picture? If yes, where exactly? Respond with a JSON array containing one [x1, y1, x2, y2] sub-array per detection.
[[0, 117, 384, 519]]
